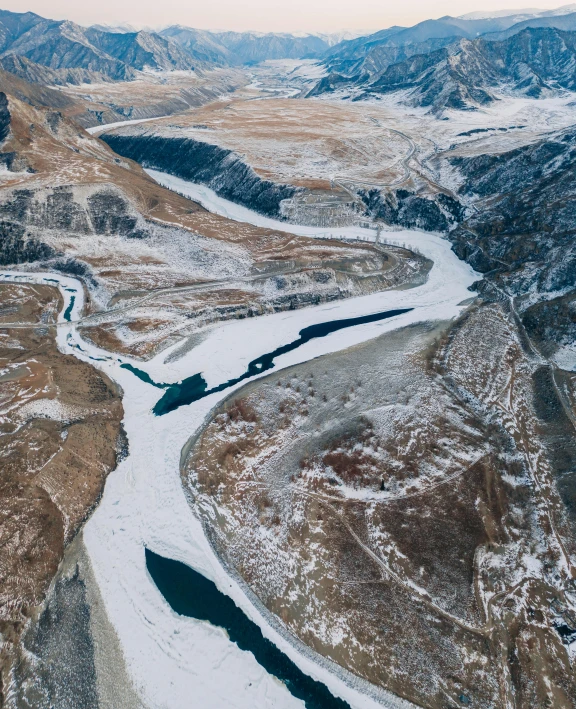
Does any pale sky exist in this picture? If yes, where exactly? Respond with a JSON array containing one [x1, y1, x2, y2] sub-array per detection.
[[6, 0, 571, 33]]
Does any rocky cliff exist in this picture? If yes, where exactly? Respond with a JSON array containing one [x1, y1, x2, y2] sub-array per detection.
[[360, 187, 464, 232], [440, 124, 576, 372], [448, 125, 576, 299], [102, 133, 301, 218]]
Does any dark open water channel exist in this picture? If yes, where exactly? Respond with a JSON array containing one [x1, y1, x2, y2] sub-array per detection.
[[150, 308, 412, 415], [146, 549, 350, 709], [63, 295, 75, 322]]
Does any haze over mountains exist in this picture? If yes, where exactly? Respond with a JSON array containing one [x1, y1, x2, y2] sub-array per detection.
[[1, 4, 576, 89], [159, 27, 330, 66], [308, 6, 576, 111]]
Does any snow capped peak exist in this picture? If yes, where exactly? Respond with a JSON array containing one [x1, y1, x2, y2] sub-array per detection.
[[458, 3, 576, 20], [88, 22, 139, 33], [458, 8, 544, 20]]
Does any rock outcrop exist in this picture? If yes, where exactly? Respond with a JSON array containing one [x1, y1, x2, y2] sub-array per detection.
[[360, 187, 464, 232], [448, 124, 576, 298], [102, 133, 301, 218]]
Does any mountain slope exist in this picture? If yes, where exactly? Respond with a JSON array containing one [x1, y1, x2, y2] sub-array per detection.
[[0, 53, 126, 85], [0, 8, 44, 52], [0, 10, 206, 85], [322, 6, 576, 82], [161, 26, 330, 65], [307, 35, 462, 96], [0, 65, 78, 109], [158, 26, 232, 65], [331, 35, 460, 79], [84, 28, 200, 71], [310, 28, 576, 113], [322, 12, 552, 75], [1, 19, 138, 80]]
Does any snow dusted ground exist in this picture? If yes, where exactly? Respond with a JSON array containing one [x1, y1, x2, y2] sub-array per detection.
[[87, 116, 172, 135], [246, 60, 328, 97], [312, 90, 576, 157], [0, 178, 480, 709]]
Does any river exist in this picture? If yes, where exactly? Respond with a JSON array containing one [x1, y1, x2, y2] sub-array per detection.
[[0, 174, 478, 709]]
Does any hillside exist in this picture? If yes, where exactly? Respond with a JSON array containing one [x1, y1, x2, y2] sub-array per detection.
[[448, 124, 576, 305], [310, 27, 576, 113], [0, 9, 206, 85]]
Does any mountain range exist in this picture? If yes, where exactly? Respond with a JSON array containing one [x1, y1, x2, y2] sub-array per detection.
[[0, 10, 204, 84], [2, 5, 576, 95], [159, 26, 329, 66], [0, 8, 349, 85], [309, 14, 576, 112], [365, 27, 576, 111], [321, 4, 576, 77]]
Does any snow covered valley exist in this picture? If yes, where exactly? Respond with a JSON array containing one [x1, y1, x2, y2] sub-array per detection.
[[1, 17, 576, 709], [0, 178, 480, 709]]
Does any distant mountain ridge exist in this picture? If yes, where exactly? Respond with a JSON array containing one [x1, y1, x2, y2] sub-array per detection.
[[160, 26, 330, 66], [320, 13, 548, 77], [157, 26, 233, 65], [314, 3, 576, 99], [457, 4, 576, 20], [0, 8, 340, 84], [483, 10, 576, 38], [0, 9, 204, 84]]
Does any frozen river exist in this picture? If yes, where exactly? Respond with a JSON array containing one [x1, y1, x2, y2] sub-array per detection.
[[0, 175, 479, 709]]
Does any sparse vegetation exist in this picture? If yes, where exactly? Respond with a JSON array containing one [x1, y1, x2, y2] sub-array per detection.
[[186, 311, 576, 709]]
